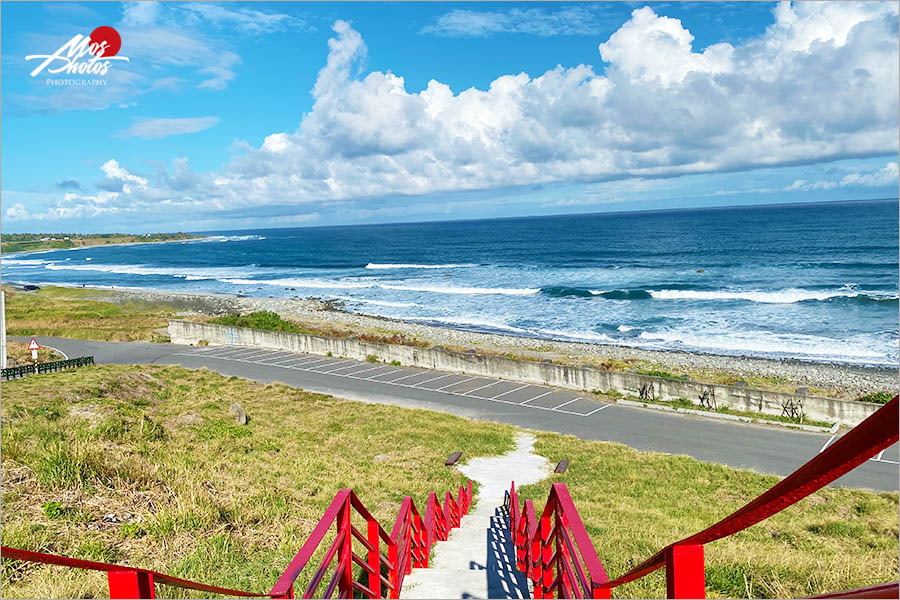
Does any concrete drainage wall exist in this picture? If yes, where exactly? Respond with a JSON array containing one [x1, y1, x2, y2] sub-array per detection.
[[169, 320, 880, 426]]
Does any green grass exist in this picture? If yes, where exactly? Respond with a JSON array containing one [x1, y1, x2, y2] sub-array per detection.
[[1, 364, 513, 598], [518, 433, 898, 599], [2, 369, 896, 598], [3, 287, 176, 342]]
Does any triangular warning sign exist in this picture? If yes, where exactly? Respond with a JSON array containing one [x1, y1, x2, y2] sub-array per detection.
[[27, 338, 40, 351]]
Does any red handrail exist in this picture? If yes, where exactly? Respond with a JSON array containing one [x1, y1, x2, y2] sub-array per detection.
[[2, 480, 474, 599], [508, 396, 899, 599]]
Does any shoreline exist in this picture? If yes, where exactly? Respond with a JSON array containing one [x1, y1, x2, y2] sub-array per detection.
[[46, 284, 897, 400]]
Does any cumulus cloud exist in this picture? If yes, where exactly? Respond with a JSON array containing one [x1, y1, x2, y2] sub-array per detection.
[[17, 2, 900, 223], [116, 116, 220, 139], [56, 179, 80, 190], [787, 161, 899, 191]]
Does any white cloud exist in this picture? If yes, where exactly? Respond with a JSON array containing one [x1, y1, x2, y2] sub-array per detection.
[[116, 116, 220, 139], [786, 161, 899, 191], [17, 2, 900, 223], [420, 5, 617, 37], [541, 197, 625, 208], [180, 3, 312, 35]]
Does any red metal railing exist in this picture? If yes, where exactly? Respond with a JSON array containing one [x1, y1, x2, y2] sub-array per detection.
[[1, 480, 473, 599], [507, 396, 899, 599]]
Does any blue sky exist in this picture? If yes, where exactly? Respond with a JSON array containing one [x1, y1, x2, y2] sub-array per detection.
[[1, 1, 898, 233]]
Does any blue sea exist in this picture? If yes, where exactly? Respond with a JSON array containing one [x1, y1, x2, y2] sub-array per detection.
[[4, 199, 898, 366]]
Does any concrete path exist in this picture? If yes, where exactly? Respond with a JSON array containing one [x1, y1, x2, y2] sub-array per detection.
[[400, 433, 552, 599], [9, 337, 898, 491]]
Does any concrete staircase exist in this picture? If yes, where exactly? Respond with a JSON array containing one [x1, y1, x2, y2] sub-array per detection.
[[399, 434, 551, 599]]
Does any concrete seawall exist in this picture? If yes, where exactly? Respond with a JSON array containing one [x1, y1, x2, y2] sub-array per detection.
[[169, 320, 880, 426]]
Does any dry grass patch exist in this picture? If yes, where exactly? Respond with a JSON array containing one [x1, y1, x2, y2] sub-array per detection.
[[3, 286, 176, 342], [517, 433, 898, 599]]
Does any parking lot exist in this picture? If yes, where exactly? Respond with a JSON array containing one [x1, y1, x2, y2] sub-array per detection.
[[173, 344, 613, 418]]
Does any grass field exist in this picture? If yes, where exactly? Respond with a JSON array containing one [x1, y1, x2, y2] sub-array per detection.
[[1, 365, 896, 598], [518, 433, 899, 599], [3, 287, 178, 342], [0, 364, 511, 598]]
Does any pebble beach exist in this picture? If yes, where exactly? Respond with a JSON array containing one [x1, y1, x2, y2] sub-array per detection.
[[105, 287, 898, 400]]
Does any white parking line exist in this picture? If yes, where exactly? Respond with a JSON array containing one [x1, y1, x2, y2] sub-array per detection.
[[207, 347, 255, 358], [339, 364, 391, 377], [321, 362, 375, 374], [490, 384, 531, 399], [464, 380, 504, 395], [413, 373, 456, 386], [376, 370, 422, 382], [520, 390, 553, 405], [552, 397, 580, 410], [388, 371, 434, 383], [231, 350, 276, 361], [301, 357, 338, 368], [313, 361, 357, 373], [435, 376, 478, 391], [819, 434, 837, 453], [254, 354, 300, 365], [367, 368, 402, 380], [876, 449, 885, 461]]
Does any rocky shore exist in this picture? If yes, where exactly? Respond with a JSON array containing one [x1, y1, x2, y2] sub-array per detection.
[[95, 286, 900, 400]]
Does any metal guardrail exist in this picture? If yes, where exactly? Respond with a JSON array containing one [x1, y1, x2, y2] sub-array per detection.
[[1, 356, 94, 380], [506, 396, 899, 599]]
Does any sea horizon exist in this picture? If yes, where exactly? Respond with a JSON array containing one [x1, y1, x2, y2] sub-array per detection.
[[4, 198, 899, 367]]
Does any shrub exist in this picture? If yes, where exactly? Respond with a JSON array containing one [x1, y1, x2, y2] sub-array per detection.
[[211, 311, 303, 333], [856, 391, 894, 404], [365, 355, 378, 363], [390, 360, 401, 366]]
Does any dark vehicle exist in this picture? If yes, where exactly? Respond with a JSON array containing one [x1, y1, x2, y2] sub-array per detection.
[[22, 285, 40, 291]]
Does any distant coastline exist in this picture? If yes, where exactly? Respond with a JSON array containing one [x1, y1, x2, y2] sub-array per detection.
[[1, 233, 205, 256]]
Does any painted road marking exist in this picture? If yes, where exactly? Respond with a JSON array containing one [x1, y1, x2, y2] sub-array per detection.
[[819, 434, 837, 453], [170, 350, 613, 421], [817, 433, 898, 465], [553, 398, 580, 410], [464, 380, 504, 396], [313, 361, 358, 373], [490, 384, 531, 399], [414, 373, 456, 386], [436, 376, 478, 391], [520, 390, 554, 405]]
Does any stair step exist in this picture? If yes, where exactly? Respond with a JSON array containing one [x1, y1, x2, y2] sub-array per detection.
[[400, 567, 531, 599]]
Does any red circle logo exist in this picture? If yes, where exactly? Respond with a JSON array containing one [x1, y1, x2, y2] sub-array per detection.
[[89, 26, 121, 57]]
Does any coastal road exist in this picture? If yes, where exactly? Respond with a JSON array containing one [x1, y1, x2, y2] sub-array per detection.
[[11, 336, 899, 492]]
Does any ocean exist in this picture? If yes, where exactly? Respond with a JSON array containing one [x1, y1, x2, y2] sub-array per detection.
[[3, 199, 898, 366]]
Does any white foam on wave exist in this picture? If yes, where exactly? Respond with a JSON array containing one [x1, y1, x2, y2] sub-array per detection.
[[536, 328, 615, 342], [617, 324, 636, 332], [200, 234, 266, 243], [417, 316, 532, 335], [379, 283, 539, 296], [637, 328, 892, 363], [365, 263, 476, 270], [218, 277, 538, 296], [646, 287, 887, 304], [44, 262, 248, 280], [334, 296, 419, 308], [2, 258, 48, 265]]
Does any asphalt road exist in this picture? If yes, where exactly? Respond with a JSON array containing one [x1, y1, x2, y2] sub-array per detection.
[[10, 336, 898, 492]]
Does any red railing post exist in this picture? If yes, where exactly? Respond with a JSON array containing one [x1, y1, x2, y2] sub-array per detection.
[[108, 570, 155, 599], [554, 507, 567, 599], [665, 544, 705, 599], [337, 494, 353, 599], [412, 508, 425, 568], [367, 518, 382, 599], [540, 504, 554, 599], [388, 539, 400, 600], [531, 519, 542, 599]]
